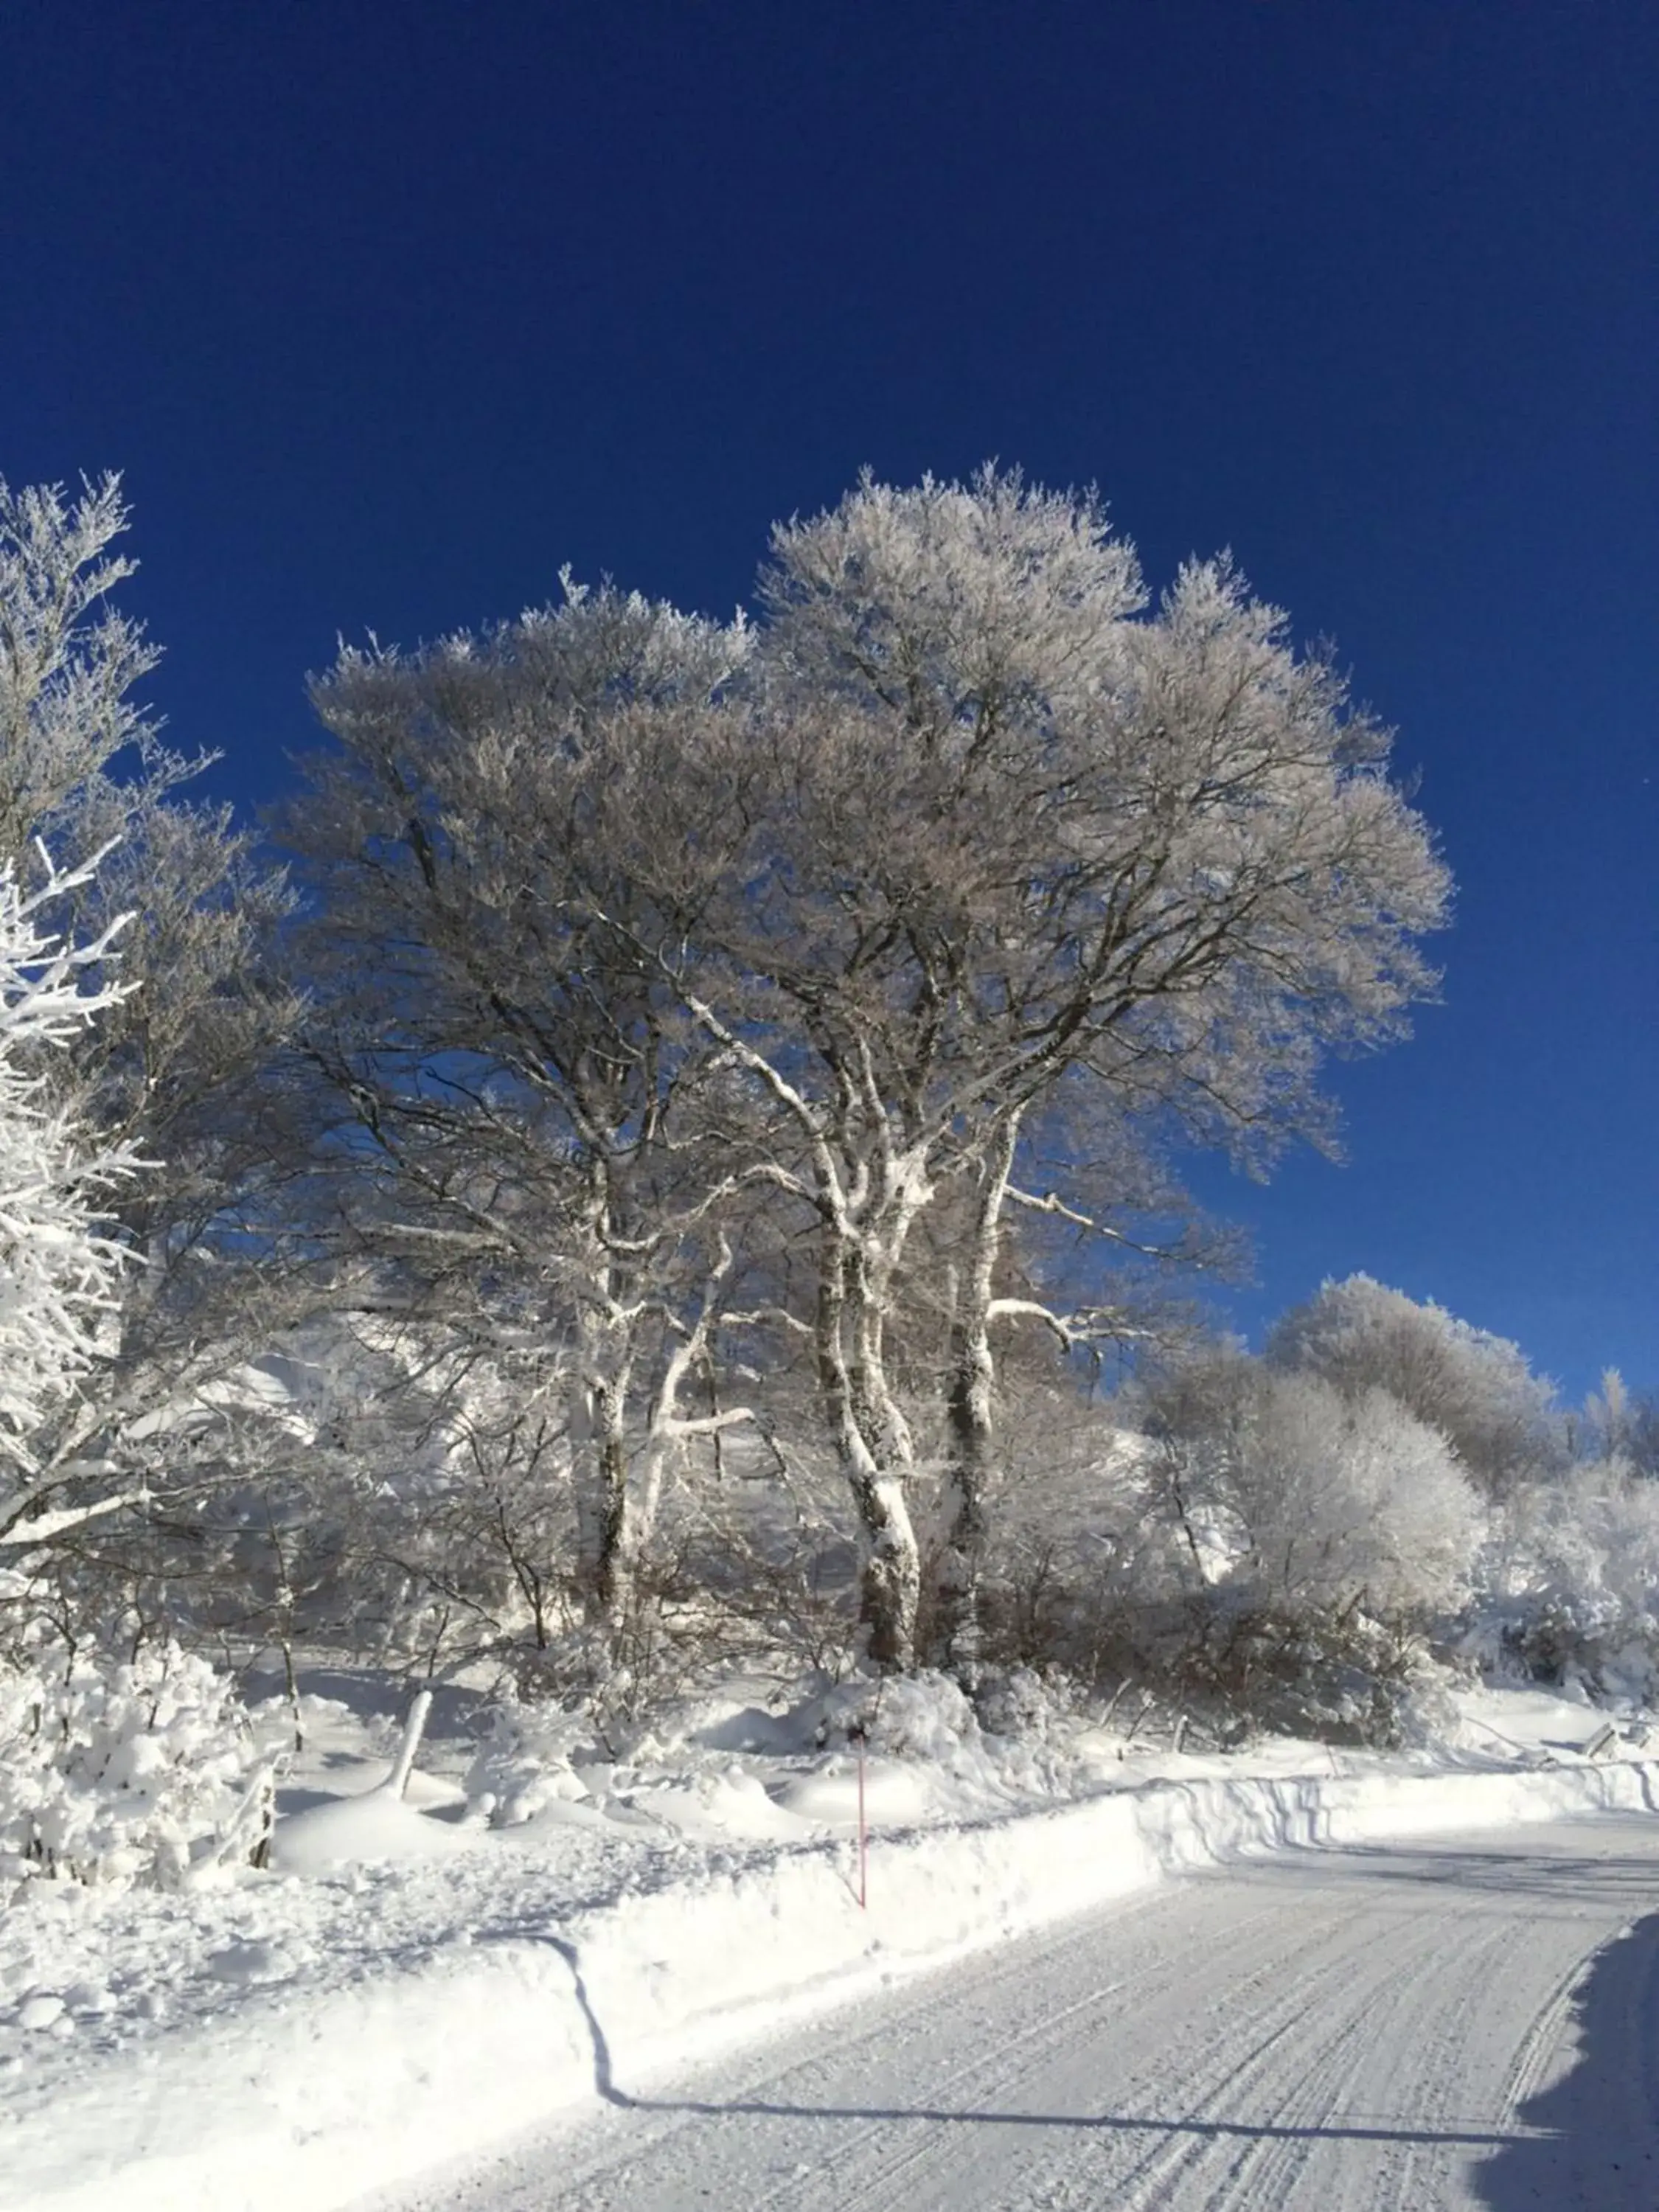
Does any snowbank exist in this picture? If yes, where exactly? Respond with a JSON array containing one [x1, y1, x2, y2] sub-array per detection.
[[6, 1747, 1658, 2212]]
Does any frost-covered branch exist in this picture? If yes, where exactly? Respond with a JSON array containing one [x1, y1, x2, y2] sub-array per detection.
[[0, 856, 142, 1506], [0, 1486, 150, 1548]]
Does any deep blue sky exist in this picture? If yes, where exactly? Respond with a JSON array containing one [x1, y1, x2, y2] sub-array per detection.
[[3, 3, 1653, 1398]]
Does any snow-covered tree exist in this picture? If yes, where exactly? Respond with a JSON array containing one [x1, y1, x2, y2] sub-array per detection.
[[282, 469, 1451, 1678], [1265, 1275, 1561, 1495], [285, 581, 763, 1638], [0, 478, 293, 1155], [1571, 1368, 1659, 1478], [1478, 1458, 1659, 1697], [1225, 1375, 1481, 1620], [1141, 1352, 1481, 1622], [0, 854, 137, 1553], [0, 477, 297, 1607], [0, 475, 159, 858], [684, 468, 1450, 1666]]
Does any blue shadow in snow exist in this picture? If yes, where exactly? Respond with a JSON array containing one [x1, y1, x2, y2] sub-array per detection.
[[1474, 1904, 1659, 2211]]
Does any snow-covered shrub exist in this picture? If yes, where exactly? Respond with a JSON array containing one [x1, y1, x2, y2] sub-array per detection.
[[972, 1663, 1076, 1741], [1475, 1461, 1659, 1700], [830, 1669, 980, 1760], [0, 1617, 270, 1891], [970, 1390, 1190, 1668], [465, 1694, 591, 1827], [811, 1666, 1090, 1798], [1144, 1599, 1455, 1746]]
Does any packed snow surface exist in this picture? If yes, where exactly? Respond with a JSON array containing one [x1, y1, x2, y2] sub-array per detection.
[[2, 1670, 1657, 2211]]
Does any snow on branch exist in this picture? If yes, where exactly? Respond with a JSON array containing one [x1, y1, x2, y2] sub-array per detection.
[[1004, 1184, 1191, 1262], [987, 1295, 1162, 1354], [0, 1486, 151, 1548]]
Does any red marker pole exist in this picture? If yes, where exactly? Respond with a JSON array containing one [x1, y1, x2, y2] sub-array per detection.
[[852, 1725, 868, 1909]]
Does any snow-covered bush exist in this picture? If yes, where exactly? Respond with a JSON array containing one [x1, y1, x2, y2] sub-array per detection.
[[824, 1668, 980, 1760], [465, 1694, 592, 1827], [967, 1387, 1189, 1669], [0, 1617, 271, 1891], [972, 1663, 1076, 1742], [1475, 1461, 1659, 1700], [122, 1312, 532, 1671], [807, 1664, 1088, 1800]]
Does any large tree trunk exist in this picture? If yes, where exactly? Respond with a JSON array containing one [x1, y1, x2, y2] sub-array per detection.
[[852, 1467, 922, 1670], [571, 1307, 636, 1630], [816, 1228, 922, 1669], [931, 1110, 1021, 1680]]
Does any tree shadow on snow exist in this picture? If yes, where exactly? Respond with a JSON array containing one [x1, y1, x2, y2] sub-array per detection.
[[549, 1921, 1519, 2154], [1474, 1906, 1659, 2211]]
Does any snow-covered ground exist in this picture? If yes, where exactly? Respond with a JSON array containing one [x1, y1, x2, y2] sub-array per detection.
[[1, 1668, 1654, 2212]]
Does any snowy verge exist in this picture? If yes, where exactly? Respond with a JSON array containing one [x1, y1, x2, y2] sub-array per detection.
[[8, 1752, 1659, 2212]]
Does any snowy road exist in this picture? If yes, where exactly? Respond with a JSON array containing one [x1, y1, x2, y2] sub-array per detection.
[[395, 1812, 1659, 2212]]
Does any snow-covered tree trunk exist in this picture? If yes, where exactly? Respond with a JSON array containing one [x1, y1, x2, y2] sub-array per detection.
[[803, 1131, 935, 1666], [814, 1227, 921, 1669], [669, 992, 936, 1666], [931, 1108, 1022, 1678], [566, 1177, 649, 1632], [571, 1328, 634, 1627]]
